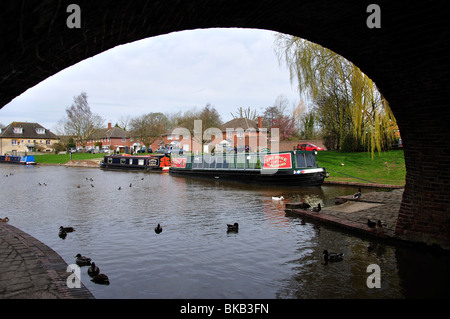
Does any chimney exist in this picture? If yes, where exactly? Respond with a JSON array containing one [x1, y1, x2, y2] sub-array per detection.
[[257, 116, 262, 129], [108, 123, 112, 130]]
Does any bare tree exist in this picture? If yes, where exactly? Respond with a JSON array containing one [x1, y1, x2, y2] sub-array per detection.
[[231, 106, 259, 121], [129, 112, 169, 149], [61, 92, 105, 151]]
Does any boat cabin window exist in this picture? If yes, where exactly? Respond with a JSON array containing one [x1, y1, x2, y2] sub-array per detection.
[[138, 159, 145, 165], [108, 157, 113, 164], [295, 153, 317, 168], [120, 158, 126, 164], [204, 156, 215, 169], [193, 156, 203, 169]]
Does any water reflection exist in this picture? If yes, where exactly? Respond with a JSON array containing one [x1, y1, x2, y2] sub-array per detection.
[[1, 163, 449, 299]]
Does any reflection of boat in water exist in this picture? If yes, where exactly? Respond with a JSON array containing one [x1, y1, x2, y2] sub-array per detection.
[[0, 155, 35, 165], [100, 154, 171, 171], [169, 151, 328, 187]]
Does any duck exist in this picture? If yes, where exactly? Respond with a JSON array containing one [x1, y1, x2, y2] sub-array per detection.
[[353, 187, 362, 199], [323, 250, 344, 262], [87, 262, 100, 277], [377, 220, 387, 228], [311, 203, 321, 212], [75, 254, 92, 266], [58, 229, 67, 239], [118, 186, 122, 190], [91, 273, 110, 285], [60, 226, 75, 232], [367, 219, 377, 228], [129, 183, 132, 187], [155, 224, 163, 234], [0, 217, 9, 223], [227, 222, 239, 231], [272, 196, 284, 201]]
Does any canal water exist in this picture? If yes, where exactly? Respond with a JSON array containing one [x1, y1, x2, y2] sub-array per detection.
[[1, 163, 449, 299]]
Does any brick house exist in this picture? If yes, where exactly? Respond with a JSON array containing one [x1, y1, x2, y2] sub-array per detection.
[[0, 121, 60, 155], [218, 117, 269, 152], [81, 123, 137, 152], [161, 117, 269, 153]]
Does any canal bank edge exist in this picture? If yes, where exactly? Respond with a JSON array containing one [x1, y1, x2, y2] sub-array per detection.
[[0, 223, 94, 299], [285, 188, 450, 251]]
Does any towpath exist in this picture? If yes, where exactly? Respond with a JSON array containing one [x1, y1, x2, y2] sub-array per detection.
[[0, 223, 93, 299]]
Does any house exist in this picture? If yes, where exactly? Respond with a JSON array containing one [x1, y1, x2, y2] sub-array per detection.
[[160, 117, 270, 153], [81, 123, 136, 152], [217, 117, 269, 152], [0, 122, 60, 155]]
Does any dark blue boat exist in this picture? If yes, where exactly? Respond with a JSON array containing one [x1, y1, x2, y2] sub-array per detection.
[[100, 154, 171, 171], [0, 155, 35, 165]]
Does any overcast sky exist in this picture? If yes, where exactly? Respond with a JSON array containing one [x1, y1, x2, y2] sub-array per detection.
[[0, 28, 302, 132]]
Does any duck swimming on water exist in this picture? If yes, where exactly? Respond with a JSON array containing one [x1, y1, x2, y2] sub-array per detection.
[[60, 226, 75, 232], [91, 273, 110, 285], [155, 224, 162, 234], [58, 228, 67, 239], [227, 223, 239, 231], [323, 250, 344, 262], [75, 254, 92, 266], [88, 262, 100, 277]]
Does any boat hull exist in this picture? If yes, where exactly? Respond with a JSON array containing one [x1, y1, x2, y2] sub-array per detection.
[[169, 167, 326, 186], [99, 154, 170, 171]]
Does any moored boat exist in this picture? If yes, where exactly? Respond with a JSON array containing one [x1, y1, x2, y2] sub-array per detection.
[[0, 155, 36, 165], [169, 150, 328, 186], [100, 154, 171, 171]]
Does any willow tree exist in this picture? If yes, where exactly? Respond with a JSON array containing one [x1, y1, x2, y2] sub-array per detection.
[[274, 34, 396, 155]]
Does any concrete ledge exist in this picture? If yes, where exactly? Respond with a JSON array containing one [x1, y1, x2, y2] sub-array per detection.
[[0, 223, 94, 299]]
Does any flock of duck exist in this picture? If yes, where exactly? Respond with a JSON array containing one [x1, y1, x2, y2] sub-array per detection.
[[2, 171, 390, 279], [58, 226, 109, 285]]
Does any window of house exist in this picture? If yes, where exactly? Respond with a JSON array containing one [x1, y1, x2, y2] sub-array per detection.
[[11, 140, 18, 145], [13, 127, 23, 134], [122, 138, 126, 142], [35, 128, 45, 134], [46, 140, 51, 145]]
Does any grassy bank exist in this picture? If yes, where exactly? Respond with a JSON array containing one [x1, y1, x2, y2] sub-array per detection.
[[33, 152, 104, 164], [316, 149, 405, 186]]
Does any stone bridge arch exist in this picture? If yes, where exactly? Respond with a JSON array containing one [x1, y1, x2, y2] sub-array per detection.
[[1, 1, 449, 249]]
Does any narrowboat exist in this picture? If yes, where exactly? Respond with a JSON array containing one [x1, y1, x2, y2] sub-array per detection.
[[169, 150, 328, 186], [0, 155, 36, 165], [100, 154, 171, 171]]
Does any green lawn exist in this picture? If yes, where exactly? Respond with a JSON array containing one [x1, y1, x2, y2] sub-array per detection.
[[316, 149, 405, 186], [33, 152, 105, 164]]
